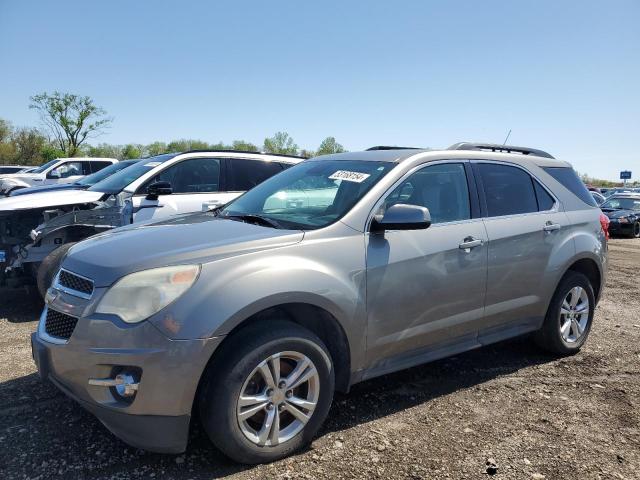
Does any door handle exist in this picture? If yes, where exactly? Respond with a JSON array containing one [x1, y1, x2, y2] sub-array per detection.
[[543, 222, 561, 232], [459, 237, 483, 250]]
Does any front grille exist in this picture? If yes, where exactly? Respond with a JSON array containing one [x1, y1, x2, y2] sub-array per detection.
[[44, 309, 78, 340], [58, 269, 94, 297]]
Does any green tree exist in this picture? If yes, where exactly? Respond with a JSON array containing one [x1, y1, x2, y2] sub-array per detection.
[[146, 141, 168, 156], [85, 143, 122, 159], [231, 140, 259, 152], [40, 144, 65, 162], [121, 144, 143, 159], [315, 136, 346, 156], [263, 131, 298, 155], [29, 91, 112, 157], [166, 139, 210, 153], [12, 127, 47, 164]]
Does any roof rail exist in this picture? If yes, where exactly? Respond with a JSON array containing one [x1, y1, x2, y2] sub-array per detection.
[[448, 142, 554, 159], [180, 149, 308, 159], [366, 146, 423, 151]]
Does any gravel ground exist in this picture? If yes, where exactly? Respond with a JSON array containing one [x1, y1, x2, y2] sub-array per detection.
[[1, 238, 639, 480]]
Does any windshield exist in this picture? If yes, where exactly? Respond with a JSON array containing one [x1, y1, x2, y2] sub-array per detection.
[[89, 154, 176, 194], [220, 160, 395, 230], [601, 197, 640, 211], [31, 159, 59, 174], [76, 161, 137, 186]]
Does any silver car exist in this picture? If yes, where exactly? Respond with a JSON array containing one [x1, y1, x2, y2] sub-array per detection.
[[32, 142, 607, 464]]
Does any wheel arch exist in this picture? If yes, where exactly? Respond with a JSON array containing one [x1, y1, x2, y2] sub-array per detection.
[[562, 256, 603, 303], [196, 302, 352, 404]]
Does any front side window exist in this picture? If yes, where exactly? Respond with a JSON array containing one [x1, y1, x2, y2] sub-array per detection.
[[220, 160, 395, 230], [227, 159, 283, 191], [142, 158, 221, 194], [478, 164, 538, 217], [383, 163, 471, 224], [50, 161, 83, 178]]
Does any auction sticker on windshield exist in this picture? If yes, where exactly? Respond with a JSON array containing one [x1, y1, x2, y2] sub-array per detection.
[[329, 170, 371, 183]]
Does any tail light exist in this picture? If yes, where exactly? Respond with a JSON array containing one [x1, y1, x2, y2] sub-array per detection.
[[599, 212, 610, 240]]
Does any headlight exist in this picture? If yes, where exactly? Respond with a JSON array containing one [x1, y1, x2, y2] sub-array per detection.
[[95, 265, 200, 323], [618, 216, 629, 223]]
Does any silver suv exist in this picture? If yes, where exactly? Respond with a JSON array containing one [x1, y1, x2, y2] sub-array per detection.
[[31, 143, 607, 464]]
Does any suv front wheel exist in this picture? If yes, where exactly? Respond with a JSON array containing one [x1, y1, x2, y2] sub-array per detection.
[[535, 271, 595, 354], [199, 320, 335, 464]]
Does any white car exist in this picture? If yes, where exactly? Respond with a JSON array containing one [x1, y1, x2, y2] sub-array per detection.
[[0, 150, 304, 293], [0, 157, 117, 195]]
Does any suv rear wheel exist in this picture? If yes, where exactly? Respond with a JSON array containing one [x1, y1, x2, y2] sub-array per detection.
[[199, 321, 335, 464], [534, 271, 595, 354]]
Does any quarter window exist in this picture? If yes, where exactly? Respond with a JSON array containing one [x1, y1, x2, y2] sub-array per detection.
[[90, 161, 112, 173], [533, 181, 555, 211], [384, 163, 471, 224], [142, 158, 221, 194]]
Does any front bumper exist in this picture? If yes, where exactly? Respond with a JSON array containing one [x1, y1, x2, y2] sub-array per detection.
[[32, 296, 223, 453]]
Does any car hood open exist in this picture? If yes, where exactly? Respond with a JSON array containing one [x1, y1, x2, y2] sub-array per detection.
[[62, 213, 304, 287], [0, 189, 105, 212]]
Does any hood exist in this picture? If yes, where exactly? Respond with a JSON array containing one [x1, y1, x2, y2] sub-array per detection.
[[10, 183, 84, 197], [63, 213, 304, 287], [0, 189, 105, 211], [601, 208, 637, 219]]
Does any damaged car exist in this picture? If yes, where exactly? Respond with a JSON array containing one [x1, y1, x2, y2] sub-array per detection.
[[0, 150, 303, 294], [0, 157, 117, 195]]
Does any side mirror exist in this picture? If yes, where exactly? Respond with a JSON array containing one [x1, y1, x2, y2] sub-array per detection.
[[146, 181, 173, 200], [370, 204, 431, 233], [47, 170, 61, 179]]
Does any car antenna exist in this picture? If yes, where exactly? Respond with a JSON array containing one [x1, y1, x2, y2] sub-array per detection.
[[502, 129, 512, 145]]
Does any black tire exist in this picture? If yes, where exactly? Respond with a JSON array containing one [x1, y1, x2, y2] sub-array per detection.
[[631, 221, 640, 239], [534, 271, 595, 355], [199, 320, 335, 464], [36, 242, 77, 298]]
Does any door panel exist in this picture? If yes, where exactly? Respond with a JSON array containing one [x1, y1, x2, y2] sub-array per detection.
[[481, 210, 571, 334], [132, 192, 240, 222], [365, 161, 487, 368], [474, 161, 572, 337], [365, 220, 488, 365]]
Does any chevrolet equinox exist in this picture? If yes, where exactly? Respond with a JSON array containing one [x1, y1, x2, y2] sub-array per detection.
[[32, 142, 607, 464]]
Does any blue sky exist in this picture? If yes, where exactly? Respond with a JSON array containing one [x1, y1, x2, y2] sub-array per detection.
[[0, 0, 638, 180]]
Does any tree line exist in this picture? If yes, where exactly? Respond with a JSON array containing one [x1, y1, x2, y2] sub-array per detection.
[[0, 91, 346, 166]]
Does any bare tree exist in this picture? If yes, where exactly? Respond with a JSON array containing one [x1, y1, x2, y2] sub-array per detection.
[[30, 91, 112, 157]]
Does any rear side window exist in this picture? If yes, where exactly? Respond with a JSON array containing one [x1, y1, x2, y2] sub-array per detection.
[[477, 164, 538, 217], [543, 167, 597, 207], [90, 161, 112, 173], [227, 159, 283, 191]]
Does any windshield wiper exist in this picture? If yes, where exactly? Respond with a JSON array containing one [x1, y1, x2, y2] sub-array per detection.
[[223, 214, 282, 229]]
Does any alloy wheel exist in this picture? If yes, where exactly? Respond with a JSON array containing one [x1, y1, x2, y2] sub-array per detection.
[[559, 286, 590, 343], [236, 351, 320, 447]]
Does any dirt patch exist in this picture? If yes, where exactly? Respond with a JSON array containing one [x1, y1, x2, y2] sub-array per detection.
[[1, 239, 639, 479]]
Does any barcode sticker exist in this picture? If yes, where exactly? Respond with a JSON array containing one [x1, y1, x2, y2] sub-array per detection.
[[328, 170, 371, 183]]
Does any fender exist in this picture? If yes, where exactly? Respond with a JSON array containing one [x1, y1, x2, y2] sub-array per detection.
[[150, 238, 368, 372]]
